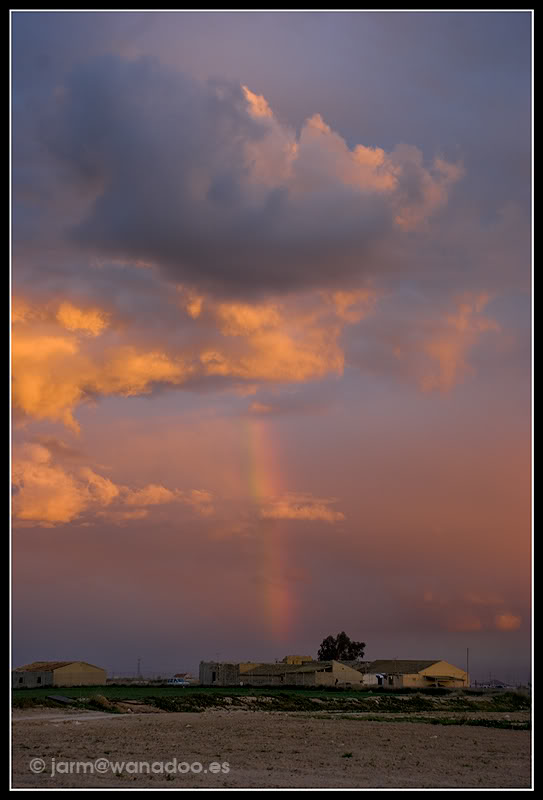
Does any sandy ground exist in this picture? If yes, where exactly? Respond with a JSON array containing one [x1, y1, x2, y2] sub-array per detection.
[[12, 708, 531, 789]]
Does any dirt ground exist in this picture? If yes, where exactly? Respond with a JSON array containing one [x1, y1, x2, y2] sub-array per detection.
[[12, 708, 531, 789]]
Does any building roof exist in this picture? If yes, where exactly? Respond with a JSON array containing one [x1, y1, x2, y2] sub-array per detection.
[[242, 660, 333, 676], [14, 661, 101, 673], [339, 660, 370, 672], [366, 660, 440, 675]]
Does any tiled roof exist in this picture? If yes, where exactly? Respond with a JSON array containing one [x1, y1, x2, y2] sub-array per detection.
[[366, 660, 440, 675], [242, 661, 333, 676], [14, 661, 103, 672], [14, 661, 76, 672]]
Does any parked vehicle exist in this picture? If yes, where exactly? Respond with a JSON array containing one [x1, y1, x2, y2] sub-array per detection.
[[166, 678, 190, 686]]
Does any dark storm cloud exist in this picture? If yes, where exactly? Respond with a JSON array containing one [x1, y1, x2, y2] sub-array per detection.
[[37, 54, 449, 297]]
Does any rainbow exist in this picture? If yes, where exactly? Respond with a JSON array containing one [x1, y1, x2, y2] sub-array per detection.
[[243, 418, 293, 640]]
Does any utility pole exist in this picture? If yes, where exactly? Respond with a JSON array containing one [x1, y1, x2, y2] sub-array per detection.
[[137, 657, 142, 679], [466, 647, 470, 687]]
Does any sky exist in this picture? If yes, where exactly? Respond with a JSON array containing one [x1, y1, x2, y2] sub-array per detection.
[[11, 11, 532, 684]]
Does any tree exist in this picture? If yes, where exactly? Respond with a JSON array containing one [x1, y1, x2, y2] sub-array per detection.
[[317, 631, 366, 662]]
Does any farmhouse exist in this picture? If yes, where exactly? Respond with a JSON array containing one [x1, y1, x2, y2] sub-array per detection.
[[199, 659, 365, 687], [361, 659, 469, 688], [198, 661, 261, 686], [12, 661, 107, 688]]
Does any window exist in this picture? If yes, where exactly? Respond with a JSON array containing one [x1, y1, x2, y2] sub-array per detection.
[[37, 677, 41, 684], [18, 677, 23, 684]]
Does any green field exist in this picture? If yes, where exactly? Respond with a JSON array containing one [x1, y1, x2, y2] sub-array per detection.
[[12, 685, 530, 716], [12, 684, 374, 701]]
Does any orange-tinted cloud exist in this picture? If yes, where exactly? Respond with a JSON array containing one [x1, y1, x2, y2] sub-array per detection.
[[199, 297, 348, 383], [12, 302, 191, 430], [390, 293, 500, 393], [121, 484, 178, 507], [420, 294, 499, 391], [326, 288, 377, 323], [56, 302, 109, 336], [13, 291, 378, 429], [495, 613, 522, 631], [12, 442, 214, 527], [260, 492, 345, 523], [241, 86, 462, 231], [11, 286, 497, 436], [12, 444, 92, 526]]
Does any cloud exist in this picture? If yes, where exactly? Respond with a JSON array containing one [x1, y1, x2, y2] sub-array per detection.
[[386, 293, 500, 392], [419, 294, 500, 391], [185, 489, 215, 517], [12, 289, 375, 428], [81, 467, 120, 505], [121, 484, 178, 507], [326, 288, 377, 323], [43, 56, 461, 296], [12, 444, 92, 526], [200, 297, 346, 383], [12, 285, 498, 436], [260, 492, 345, 523], [56, 301, 109, 336], [11, 442, 214, 527], [495, 613, 522, 632], [12, 303, 191, 430], [31, 436, 85, 461], [419, 587, 526, 634]]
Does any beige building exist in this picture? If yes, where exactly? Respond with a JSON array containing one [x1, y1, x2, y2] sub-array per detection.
[[282, 655, 313, 665], [198, 661, 262, 686], [13, 661, 107, 688], [199, 659, 365, 687], [361, 659, 469, 688]]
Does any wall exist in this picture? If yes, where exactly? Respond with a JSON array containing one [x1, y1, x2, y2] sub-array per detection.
[[329, 661, 365, 686], [12, 670, 53, 688], [420, 661, 469, 687], [283, 655, 313, 665], [53, 663, 107, 686], [241, 671, 318, 687], [199, 662, 242, 686]]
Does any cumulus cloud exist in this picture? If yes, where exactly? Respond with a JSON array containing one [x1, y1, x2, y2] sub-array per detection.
[[56, 301, 109, 336], [185, 489, 215, 517], [495, 613, 522, 631], [199, 297, 346, 383], [420, 587, 525, 634], [121, 484, 178, 507], [12, 301, 191, 430], [12, 289, 376, 428], [13, 284, 498, 435], [43, 56, 461, 296], [12, 444, 92, 526], [419, 294, 500, 391], [385, 293, 500, 392], [260, 492, 345, 523], [11, 442, 214, 527]]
